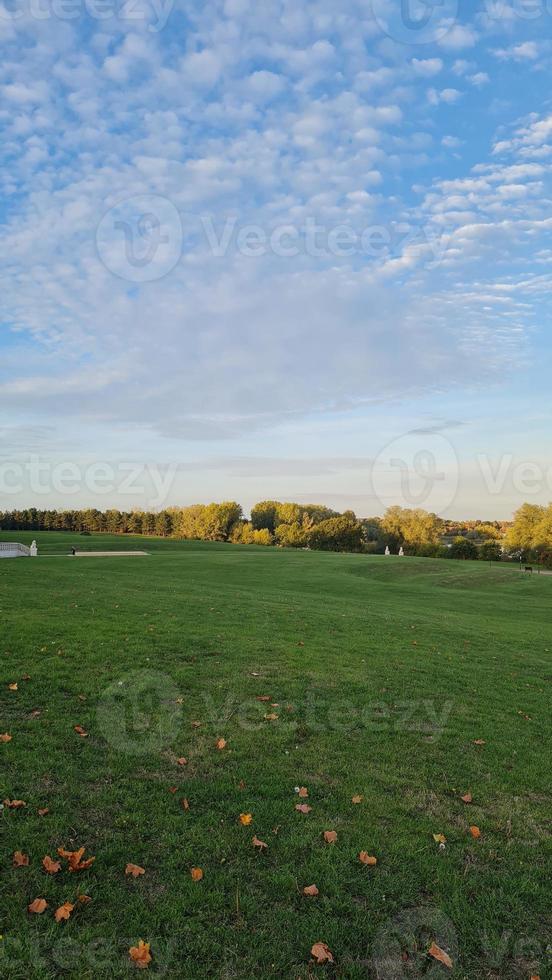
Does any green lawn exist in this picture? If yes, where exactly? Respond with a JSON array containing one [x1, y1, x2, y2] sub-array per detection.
[[1, 534, 550, 978]]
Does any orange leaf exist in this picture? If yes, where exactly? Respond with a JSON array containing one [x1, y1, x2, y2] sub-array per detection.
[[303, 884, 319, 896], [530, 975, 541, 979], [0, 733, 12, 743], [126, 863, 146, 877], [297, 787, 309, 798], [4, 798, 26, 808], [38, 807, 50, 816], [190, 867, 204, 881], [28, 898, 48, 914], [8, 683, 18, 691], [295, 803, 312, 814], [181, 798, 190, 811], [264, 713, 278, 721], [176, 757, 188, 766], [469, 825, 481, 839], [352, 795, 364, 804], [13, 850, 29, 867], [256, 695, 271, 702], [129, 940, 152, 969], [55, 902, 74, 923], [168, 786, 177, 794], [461, 793, 472, 804], [78, 894, 92, 904], [43, 855, 61, 874], [252, 836, 268, 851], [74, 725, 88, 737], [58, 846, 95, 872], [323, 830, 337, 844], [359, 852, 377, 866], [428, 942, 453, 969], [433, 833, 447, 844], [311, 942, 334, 965], [215, 738, 227, 750], [239, 813, 253, 825]]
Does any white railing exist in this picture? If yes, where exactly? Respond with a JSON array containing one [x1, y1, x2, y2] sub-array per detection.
[[0, 542, 31, 557]]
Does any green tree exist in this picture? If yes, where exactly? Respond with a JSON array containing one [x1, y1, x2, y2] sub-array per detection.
[[448, 537, 478, 560]]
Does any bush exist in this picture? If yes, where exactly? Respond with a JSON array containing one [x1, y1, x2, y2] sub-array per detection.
[[447, 537, 479, 560], [479, 541, 502, 562]]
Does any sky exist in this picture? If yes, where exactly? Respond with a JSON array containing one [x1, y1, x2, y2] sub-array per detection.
[[1, 0, 551, 519]]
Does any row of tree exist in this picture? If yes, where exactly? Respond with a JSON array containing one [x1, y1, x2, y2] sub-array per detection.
[[1, 502, 550, 562]]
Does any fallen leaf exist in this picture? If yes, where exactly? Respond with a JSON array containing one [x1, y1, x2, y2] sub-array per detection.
[[78, 894, 92, 904], [8, 683, 18, 691], [239, 813, 253, 826], [252, 836, 268, 851], [0, 733, 12, 743], [129, 940, 152, 969], [469, 825, 481, 839], [311, 942, 334, 965], [74, 725, 88, 737], [191, 721, 201, 729], [42, 855, 61, 874], [168, 786, 177, 794], [460, 793, 472, 804], [428, 942, 453, 970], [323, 830, 337, 844], [352, 795, 364, 804], [55, 902, 74, 923], [297, 787, 309, 798], [215, 738, 227, 750], [190, 867, 204, 881], [256, 695, 271, 702], [181, 798, 190, 811], [28, 898, 48, 914], [433, 834, 447, 844], [176, 757, 188, 766], [22, 673, 31, 681], [295, 803, 312, 814], [30, 710, 41, 718], [38, 807, 50, 816], [264, 713, 278, 721], [4, 799, 26, 808], [359, 852, 377, 866], [530, 975, 541, 979], [13, 850, 29, 867], [303, 884, 319, 896], [473, 739, 486, 746], [126, 863, 146, 877], [58, 846, 95, 872]]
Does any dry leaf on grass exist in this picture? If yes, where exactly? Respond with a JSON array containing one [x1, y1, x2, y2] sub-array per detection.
[[28, 898, 48, 914], [126, 863, 146, 877], [323, 830, 337, 844], [8, 683, 18, 691], [297, 786, 309, 798], [190, 867, 204, 881], [252, 836, 268, 851], [264, 713, 278, 721], [129, 940, 152, 969], [42, 855, 61, 874], [359, 852, 377, 866], [55, 902, 74, 923], [74, 725, 88, 737], [176, 757, 188, 766], [191, 721, 201, 729], [4, 799, 26, 808], [13, 850, 29, 867], [469, 825, 481, 839], [0, 733, 12, 743], [38, 807, 50, 816], [460, 793, 472, 804], [295, 803, 312, 814], [256, 695, 271, 702], [78, 894, 92, 904], [433, 834, 447, 844], [352, 795, 364, 804], [215, 738, 227, 750], [239, 813, 253, 825], [311, 942, 334, 965], [168, 786, 177, 794], [181, 798, 190, 811], [473, 739, 486, 746], [58, 846, 95, 872], [428, 942, 453, 969], [303, 884, 319, 896]]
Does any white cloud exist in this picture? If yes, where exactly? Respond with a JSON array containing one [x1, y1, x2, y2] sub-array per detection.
[[411, 58, 443, 78], [438, 24, 478, 51]]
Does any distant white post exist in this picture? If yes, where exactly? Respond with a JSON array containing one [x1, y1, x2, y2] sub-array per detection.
[[30, 540, 38, 557]]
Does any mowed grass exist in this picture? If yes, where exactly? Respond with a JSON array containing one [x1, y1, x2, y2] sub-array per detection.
[[1, 533, 550, 979]]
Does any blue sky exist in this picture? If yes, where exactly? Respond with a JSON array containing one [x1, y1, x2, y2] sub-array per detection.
[[1, 0, 551, 518]]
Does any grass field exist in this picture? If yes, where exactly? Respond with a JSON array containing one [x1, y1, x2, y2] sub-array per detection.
[[1, 532, 550, 978]]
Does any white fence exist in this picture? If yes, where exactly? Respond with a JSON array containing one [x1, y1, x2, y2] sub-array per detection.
[[0, 542, 31, 558]]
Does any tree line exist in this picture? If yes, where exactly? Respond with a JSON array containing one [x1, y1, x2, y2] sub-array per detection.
[[2, 501, 545, 562]]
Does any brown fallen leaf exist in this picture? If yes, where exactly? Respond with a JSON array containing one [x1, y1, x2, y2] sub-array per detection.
[[74, 725, 88, 737], [55, 902, 75, 923], [359, 852, 377, 866], [433, 833, 447, 844], [129, 940, 152, 969], [58, 846, 95, 872], [428, 942, 453, 970], [78, 894, 92, 904], [190, 867, 204, 881], [311, 942, 334, 965], [473, 739, 486, 745], [297, 786, 309, 798], [256, 695, 271, 702], [469, 825, 481, 839], [126, 863, 146, 877], [0, 733, 12, 743], [239, 812, 253, 825], [323, 830, 337, 844], [252, 836, 268, 851], [38, 807, 50, 816], [264, 713, 278, 721], [168, 786, 177, 794], [460, 793, 472, 804], [28, 898, 48, 914], [181, 798, 190, 811], [176, 757, 188, 766], [215, 738, 227, 750], [8, 683, 18, 691], [352, 795, 364, 804], [13, 850, 29, 867], [43, 855, 62, 874], [295, 803, 312, 814], [303, 884, 319, 897], [22, 673, 31, 681], [4, 799, 26, 808]]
